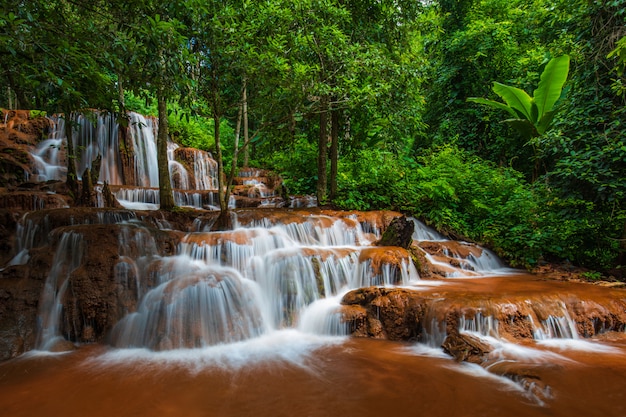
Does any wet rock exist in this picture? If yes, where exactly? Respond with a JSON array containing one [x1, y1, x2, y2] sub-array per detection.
[[101, 182, 121, 208], [0, 265, 44, 361], [46, 338, 77, 352], [408, 243, 432, 278], [0, 191, 70, 211], [486, 361, 554, 405], [0, 209, 21, 265], [375, 216, 414, 249], [341, 287, 425, 340], [340, 305, 369, 337], [441, 331, 493, 364]]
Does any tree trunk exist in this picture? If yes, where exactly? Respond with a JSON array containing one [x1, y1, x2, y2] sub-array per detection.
[[329, 106, 339, 201], [242, 82, 250, 168], [619, 220, 626, 267], [117, 77, 126, 113], [213, 81, 231, 229], [157, 89, 175, 210], [227, 86, 244, 199], [63, 110, 79, 198], [79, 167, 96, 207], [317, 96, 329, 205]]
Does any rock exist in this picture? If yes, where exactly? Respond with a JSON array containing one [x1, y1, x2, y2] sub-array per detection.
[[0, 209, 21, 265], [46, 338, 77, 352], [441, 331, 493, 364], [486, 361, 554, 405], [341, 287, 425, 340], [340, 305, 369, 337], [376, 216, 414, 249], [0, 190, 70, 211], [0, 265, 44, 361], [101, 182, 121, 208]]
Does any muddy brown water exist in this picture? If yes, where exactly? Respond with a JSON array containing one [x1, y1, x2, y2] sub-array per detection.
[[2, 274, 626, 417]]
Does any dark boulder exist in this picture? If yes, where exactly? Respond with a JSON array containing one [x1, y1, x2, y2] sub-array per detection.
[[376, 216, 414, 249]]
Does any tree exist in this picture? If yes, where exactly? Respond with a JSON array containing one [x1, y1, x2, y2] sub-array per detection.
[[108, 1, 193, 210], [1, 1, 117, 196], [186, 0, 251, 227]]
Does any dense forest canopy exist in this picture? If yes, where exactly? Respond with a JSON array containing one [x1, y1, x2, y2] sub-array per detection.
[[1, 0, 625, 274]]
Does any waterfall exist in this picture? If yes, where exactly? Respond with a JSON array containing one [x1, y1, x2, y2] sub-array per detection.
[[6, 214, 43, 266], [410, 216, 514, 278], [100, 213, 421, 350], [192, 150, 218, 190], [26, 112, 217, 197], [110, 260, 267, 350], [127, 113, 159, 187], [36, 231, 84, 351], [410, 217, 446, 241], [22, 135, 525, 355]]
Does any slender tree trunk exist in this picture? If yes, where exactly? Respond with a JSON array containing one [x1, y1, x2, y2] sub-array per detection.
[[63, 110, 79, 198], [329, 106, 339, 202], [317, 96, 329, 205], [227, 95, 243, 197], [117, 77, 126, 113], [242, 82, 250, 168], [157, 89, 175, 210], [619, 220, 626, 267], [212, 77, 231, 228]]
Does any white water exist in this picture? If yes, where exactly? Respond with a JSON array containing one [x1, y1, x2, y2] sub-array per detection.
[[36, 231, 84, 350], [410, 217, 515, 277], [410, 218, 447, 241], [27, 112, 219, 197], [29, 212, 423, 352]]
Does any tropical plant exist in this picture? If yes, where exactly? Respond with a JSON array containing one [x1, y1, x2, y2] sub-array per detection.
[[467, 54, 570, 141]]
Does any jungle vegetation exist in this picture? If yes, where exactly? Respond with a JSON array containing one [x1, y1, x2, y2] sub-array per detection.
[[1, 0, 625, 273]]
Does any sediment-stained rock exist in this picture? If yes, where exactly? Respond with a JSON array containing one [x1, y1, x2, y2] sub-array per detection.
[[341, 287, 426, 340], [0, 264, 43, 361], [340, 279, 626, 347]]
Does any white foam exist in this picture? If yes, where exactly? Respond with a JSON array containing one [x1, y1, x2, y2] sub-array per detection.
[[117, 200, 159, 210], [537, 338, 623, 354], [88, 330, 345, 373], [401, 344, 453, 359]]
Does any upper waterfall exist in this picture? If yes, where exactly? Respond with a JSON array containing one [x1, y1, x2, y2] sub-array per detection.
[[27, 111, 219, 193]]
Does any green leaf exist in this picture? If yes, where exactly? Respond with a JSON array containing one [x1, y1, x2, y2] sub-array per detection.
[[467, 97, 518, 118], [503, 118, 537, 140], [533, 55, 570, 121], [536, 109, 558, 135], [492, 82, 533, 121]]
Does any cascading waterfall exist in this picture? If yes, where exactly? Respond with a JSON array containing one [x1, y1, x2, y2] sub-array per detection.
[[5, 214, 44, 267], [27, 111, 220, 200], [25, 212, 421, 352], [192, 150, 219, 190], [410, 216, 513, 277], [127, 112, 159, 187], [110, 259, 267, 350], [36, 231, 84, 351], [29, 203, 592, 357]]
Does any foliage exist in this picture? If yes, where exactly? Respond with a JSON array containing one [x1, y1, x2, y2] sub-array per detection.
[[264, 136, 318, 196], [1, 0, 624, 271], [467, 55, 570, 140], [123, 91, 157, 116], [333, 148, 403, 211]]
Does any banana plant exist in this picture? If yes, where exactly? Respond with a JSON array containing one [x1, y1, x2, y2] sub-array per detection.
[[467, 55, 570, 140]]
